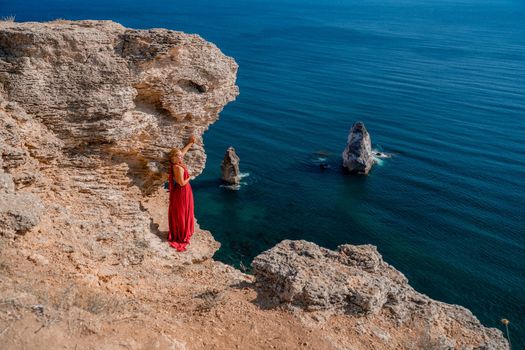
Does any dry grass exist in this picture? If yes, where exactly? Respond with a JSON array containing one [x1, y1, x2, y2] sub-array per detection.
[[193, 289, 224, 314], [0, 15, 15, 22], [73, 288, 131, 316], [0, 296, 27, 338], [0, 282, 133, 338], [49, 18, 69, 24]]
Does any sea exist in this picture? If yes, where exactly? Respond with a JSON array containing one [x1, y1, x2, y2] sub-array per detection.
[[2, 0, 524, 346]]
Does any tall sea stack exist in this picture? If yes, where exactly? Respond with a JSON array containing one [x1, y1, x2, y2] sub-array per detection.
[[342, 121, 374, 174], [221, 146, 241, 184]]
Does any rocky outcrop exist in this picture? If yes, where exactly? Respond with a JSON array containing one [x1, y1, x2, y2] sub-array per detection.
[[220, 146, 240, 185], [0, 20, 240, 348], [252, 240, 508, 349], [0, 20, 238, 194], [342, 121, 374, 174], [0, 101, 47, 237], [0, 18, 238, 300], [0, 19, 238, 257]]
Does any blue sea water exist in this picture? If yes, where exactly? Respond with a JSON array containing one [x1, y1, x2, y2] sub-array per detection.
[[2, 0, 524, 346]]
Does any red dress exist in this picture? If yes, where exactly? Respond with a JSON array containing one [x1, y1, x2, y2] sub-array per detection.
[[167, 162, 195, 251]]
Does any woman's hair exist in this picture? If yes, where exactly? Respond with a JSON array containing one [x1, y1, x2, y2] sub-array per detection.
[[168, 148, 182, 163]]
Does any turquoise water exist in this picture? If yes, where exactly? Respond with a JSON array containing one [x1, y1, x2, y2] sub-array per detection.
[[3, 0, 524, 345]]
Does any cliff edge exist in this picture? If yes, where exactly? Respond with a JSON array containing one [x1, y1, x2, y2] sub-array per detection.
[[0, 20, 507, 349]]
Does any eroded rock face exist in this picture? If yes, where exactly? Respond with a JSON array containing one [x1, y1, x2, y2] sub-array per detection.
[[342, 121, 374, 174], [251, 240, 407, 314], [0, 22, 248, 348], [0, 20, 238, 261], [252, 240, 508, 349], [220, 146, 240, 184], [0, 20, 238, 194]]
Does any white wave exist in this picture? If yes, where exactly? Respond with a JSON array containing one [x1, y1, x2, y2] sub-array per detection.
[[219, 181, 248, 191], [220, 174, 250, 190], [372, 149, 392, 166], [373, 157, 385, 166], [372, 149, 392, 159]]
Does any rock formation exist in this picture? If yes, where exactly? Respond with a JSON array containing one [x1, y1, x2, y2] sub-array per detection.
[[252, 240, 508, 349], [0, 20, 239, 345], [0, 18, 238, 255], [342, 121, 374, 174], [220, 146, 240, 185], [0, 19, 239, 195], [0, 20, 509, 350]]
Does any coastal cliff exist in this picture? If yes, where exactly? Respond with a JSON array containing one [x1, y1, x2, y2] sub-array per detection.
[[0, 20, 508, 349]]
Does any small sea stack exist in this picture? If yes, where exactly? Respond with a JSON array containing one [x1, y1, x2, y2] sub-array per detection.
[[342, 121, 374, 174], [221, 146, 241, 184]]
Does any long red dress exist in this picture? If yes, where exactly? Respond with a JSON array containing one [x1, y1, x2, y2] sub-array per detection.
[[167, 162, 195, 252]]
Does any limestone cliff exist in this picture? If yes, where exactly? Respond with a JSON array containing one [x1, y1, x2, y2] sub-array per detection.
[[0, 20, 507, 350], [0, 19, 238, 193]]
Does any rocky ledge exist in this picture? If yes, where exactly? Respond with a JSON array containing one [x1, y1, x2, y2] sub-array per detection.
[[0, 20, 508, 349], [253, 240, 507, 349]]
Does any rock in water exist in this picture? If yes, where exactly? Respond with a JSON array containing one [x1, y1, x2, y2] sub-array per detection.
[[342, 121, 374, 174], [221, 146, 241, 184]]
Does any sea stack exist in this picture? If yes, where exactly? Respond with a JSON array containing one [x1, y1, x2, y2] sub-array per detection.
[[221, 146, 241, 184], [342, 121, 374, 174]]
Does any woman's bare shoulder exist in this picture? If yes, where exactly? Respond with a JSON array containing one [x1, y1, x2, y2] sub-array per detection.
[[172, 164, 185, 172]]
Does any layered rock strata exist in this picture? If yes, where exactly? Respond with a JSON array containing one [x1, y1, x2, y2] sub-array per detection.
[[0, 19, 238, 257], [342, 121, 374, 174], [0, 19, 239, 195], [220, 146, 241, 185]]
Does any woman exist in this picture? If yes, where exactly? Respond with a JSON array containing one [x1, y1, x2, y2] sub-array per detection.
[[167, 136, 196, 251]]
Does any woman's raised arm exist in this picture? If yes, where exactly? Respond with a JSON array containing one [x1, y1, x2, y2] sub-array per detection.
[[180, 135, 196, 156]]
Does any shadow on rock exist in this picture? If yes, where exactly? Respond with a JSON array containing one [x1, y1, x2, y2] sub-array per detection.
[[149, 219, 168, 242]]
